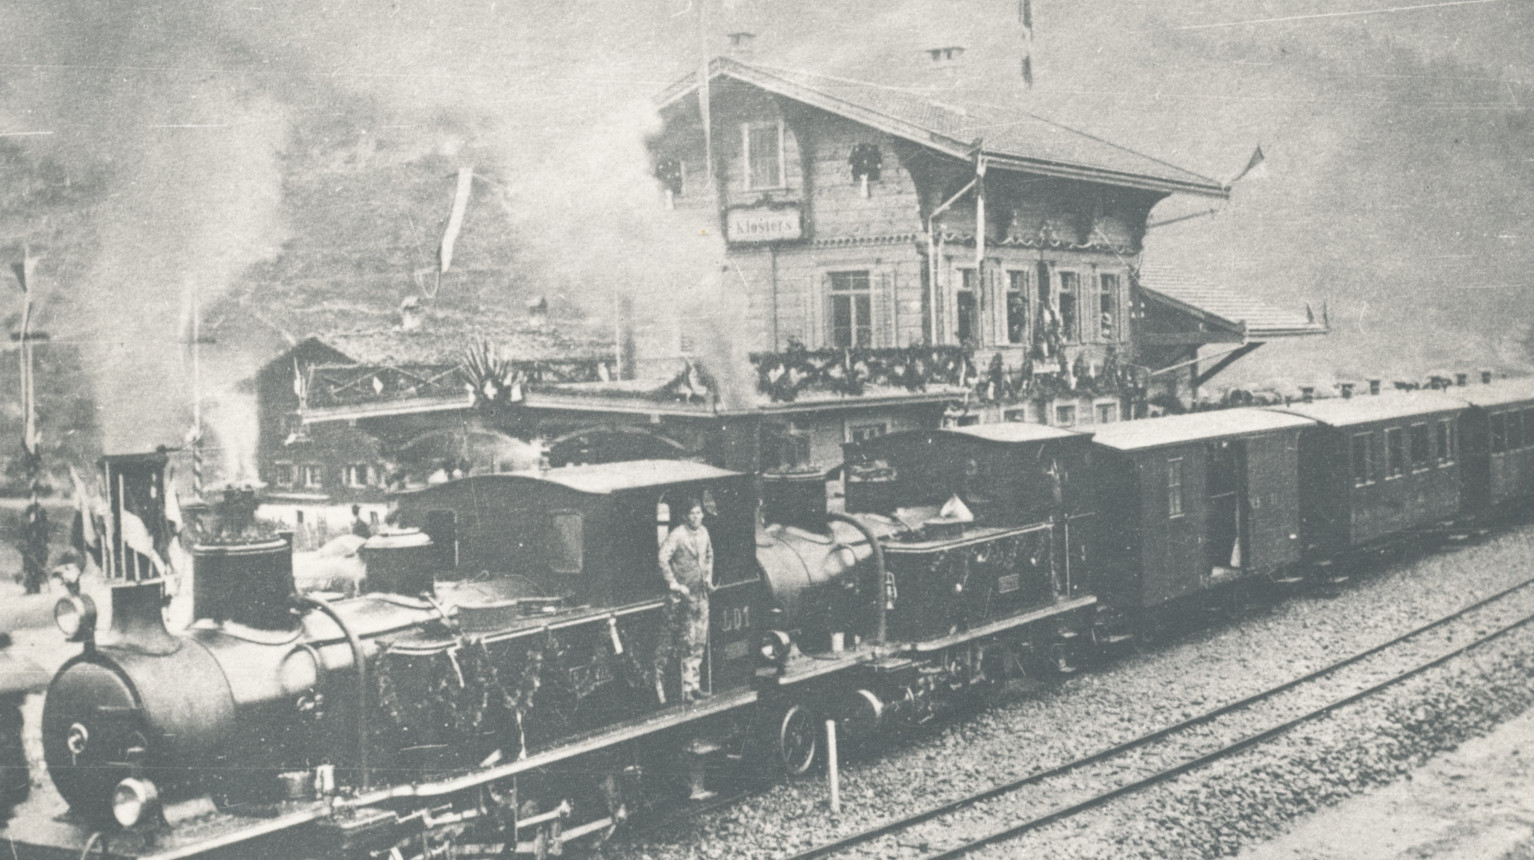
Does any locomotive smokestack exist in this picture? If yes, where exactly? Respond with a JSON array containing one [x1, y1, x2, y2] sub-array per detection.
[[191, 487, 296, 630]]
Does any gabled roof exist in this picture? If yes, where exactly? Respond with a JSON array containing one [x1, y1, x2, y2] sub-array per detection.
[[659, 58, 1227, 198], [1275, 391, 1467, 427], [1136, 266, 1329, 340], [1090, 408, 1313, 452]]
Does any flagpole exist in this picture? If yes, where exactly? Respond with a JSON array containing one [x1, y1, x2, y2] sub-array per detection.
[[192, 279, 203, 499]]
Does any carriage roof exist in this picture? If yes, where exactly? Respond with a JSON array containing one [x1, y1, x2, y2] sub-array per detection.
[[1090, 408, 1313, 452], [1274, 390, 1467, 427]]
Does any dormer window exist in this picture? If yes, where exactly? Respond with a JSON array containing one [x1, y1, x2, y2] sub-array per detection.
[[743, 121, 784, 190]]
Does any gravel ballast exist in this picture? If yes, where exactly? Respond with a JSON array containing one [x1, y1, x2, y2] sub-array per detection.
[[609, 523, 1534, 860]]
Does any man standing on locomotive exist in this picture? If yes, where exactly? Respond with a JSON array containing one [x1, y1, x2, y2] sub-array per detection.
[[658, 499, 714, 702]]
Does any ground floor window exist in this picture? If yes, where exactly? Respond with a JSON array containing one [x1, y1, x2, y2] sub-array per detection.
[[957, 268, 979, 345], [1054, 403, 1077, 426], [1095, 401, 1118, 424]]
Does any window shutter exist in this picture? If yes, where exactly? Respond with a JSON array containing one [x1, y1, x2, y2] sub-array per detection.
[[877, 272, 895, 347]]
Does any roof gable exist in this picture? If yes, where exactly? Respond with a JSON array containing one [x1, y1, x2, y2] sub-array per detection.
[[659, 58, 1227, 198], [1136, 266, 1329, 340]]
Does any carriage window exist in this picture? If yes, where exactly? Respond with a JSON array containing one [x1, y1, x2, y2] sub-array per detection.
[[1509, 410, 1524, 450], [1410, 424, 1430, 471], [1351, 433, 1374, 486], [1526, 409, 1534, 448], [1167, 458, 1184, 518], [1385, 428, 1405, 477], [1491, 413, 1507, 454], [545, 511, 583, 575], [1435, 421, 1451, 464]]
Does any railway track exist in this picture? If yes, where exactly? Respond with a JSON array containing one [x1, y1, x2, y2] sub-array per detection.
[[789, 574, 1534, 860]]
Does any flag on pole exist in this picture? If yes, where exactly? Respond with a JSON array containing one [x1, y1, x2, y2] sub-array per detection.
[[697, 0, 712, 193], [68, 465, 101, 567], [438, 166, 475, 273], [10, 244, 35, 292], [1230, 145, 1267, 184], [119, 509, 167, 576]]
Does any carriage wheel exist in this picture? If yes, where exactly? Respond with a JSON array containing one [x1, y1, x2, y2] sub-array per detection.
[[777, 704, 819, 777]]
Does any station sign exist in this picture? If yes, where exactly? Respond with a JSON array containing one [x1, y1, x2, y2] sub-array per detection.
[[726, 205, 803, 244]]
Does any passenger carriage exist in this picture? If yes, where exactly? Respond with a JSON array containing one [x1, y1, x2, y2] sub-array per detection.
[[1276, 392, 1466, 557], [1088, 408, 1313, 609], [1454, 376, 1534, 513]]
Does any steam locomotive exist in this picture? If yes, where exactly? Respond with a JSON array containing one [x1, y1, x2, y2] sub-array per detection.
[[2, 375, 1533, 859]]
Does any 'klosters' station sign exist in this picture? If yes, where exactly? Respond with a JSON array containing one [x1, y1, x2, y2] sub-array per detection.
[[726, 205, 803, 244]]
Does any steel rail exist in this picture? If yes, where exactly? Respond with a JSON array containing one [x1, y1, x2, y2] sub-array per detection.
[[919, 604, 1534, 860], [789, 573, 1534, 860]]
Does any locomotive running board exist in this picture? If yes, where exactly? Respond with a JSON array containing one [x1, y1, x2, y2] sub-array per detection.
[[342, 689, 759, 807], [912, 595, 1097, 653]]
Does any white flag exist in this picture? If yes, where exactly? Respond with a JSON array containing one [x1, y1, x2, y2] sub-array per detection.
[[439, 167, 474, 273]]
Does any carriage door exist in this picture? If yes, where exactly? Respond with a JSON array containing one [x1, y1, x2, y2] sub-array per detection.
[[1206, 440, 1247, 575]]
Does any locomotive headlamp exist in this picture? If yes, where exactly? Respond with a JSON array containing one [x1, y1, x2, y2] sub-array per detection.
[[111, 777, 160, 828], [54, 594, 97, 642], [757, 630, 792, 670]]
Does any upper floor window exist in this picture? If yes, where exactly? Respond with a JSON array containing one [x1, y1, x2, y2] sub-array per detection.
[[957, 269, 979, 345], [1058, 271, 1080, 343], [343, 464, 373, 487], [274, 462, 295, 488], [743, 122, 784, 190], [1006, 270, 1029, 345], [830, 271, 872, 348], [1099, 273, 1120, 341], [300, 464, 322, 489]]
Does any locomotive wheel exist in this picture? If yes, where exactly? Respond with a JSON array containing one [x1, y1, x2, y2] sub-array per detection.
[[777, 704, 819, 777]]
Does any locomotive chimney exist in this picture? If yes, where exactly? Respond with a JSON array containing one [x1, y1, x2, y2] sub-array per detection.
[[191, 486, 296, 630]]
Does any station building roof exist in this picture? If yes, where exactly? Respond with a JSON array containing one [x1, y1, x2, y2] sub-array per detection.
[[1275, 391, 1468, 427], [1135, 267, 1330, 342], [659, 58, 1227, 198], [1090, 408, 1313, 452]]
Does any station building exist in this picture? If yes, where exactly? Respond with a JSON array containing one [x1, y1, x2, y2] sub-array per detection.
[[253, 52, 1326, 516]]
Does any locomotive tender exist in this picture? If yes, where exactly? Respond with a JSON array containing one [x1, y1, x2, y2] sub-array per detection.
[[5, 378, 1534, 859]]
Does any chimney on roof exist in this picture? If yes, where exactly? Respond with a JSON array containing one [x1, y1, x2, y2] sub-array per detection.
[[1368, 378, 1381, 396], [727, 32, 756, 57], [1455, 372, 1468, 386], [1300, 386, 1315, 403], [1482, 369, 1494, 384], [1340, 383, 1355, 399]]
